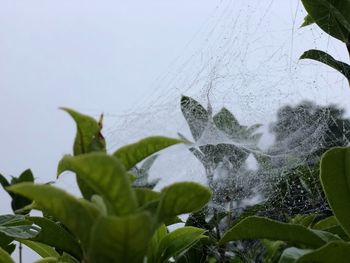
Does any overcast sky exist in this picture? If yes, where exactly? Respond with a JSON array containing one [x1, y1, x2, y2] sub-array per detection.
[[1, 0, 350, 261]]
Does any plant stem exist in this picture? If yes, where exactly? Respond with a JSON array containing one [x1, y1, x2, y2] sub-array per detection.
[[19, 242, 22, 263], [347, 35, 350, 59]]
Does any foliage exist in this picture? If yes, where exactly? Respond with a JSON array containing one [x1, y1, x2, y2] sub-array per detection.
[[255, 101, 350, 221], [219, 147, 350, 262], [269, 101, 350, 163], [180, 95, 262, 207], [0, 169, 35, 214], [300, 0, 350, 83], [1, 109, 211, 263]]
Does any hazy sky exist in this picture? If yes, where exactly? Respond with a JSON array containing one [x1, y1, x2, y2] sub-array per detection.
[[1, 0, 350, 261]]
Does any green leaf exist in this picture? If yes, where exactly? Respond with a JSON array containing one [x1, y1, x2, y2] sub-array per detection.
[[135, 188, 161, 208], [320, 147, 350, 238], [20, 240, 60, 258], [1, 170, 35, 214], [296, 241, 350, 262], [0, 173, 10, 188], [157, 182, 211, 222], [213, 107, 241, 136], [28, 216, 82, 260], [61, 108, 106, 155], [0, 225, 39, 239], [181, 96, 209, 141], [0, 233, 13, 250], [301, 0, 350, 43], [300, 50, 350, 81], [127, 172, 137, 183], [113, 136, 184, 171], [313, 216, 338, 230], [0, 214, 39, 239], [289, 214, 317, 227], [12, 169, 34, 184], [300, 14, 315, 27], [87, 212, 153, 263], [0, 214, 27, 226], [0, 247, 15, 263], [147, 224, 168, 263], [7, 183, 100, 249], [58, 153, 138, 216], [262, 240, 285, 263], [278, 247, 312, 263], [2, 243, 16, 255], [61, 108, 106, 199], [33, 258, 58, 263], [219, 216, 331, 248], [157, 227, 207, 263], [33, 253, 78, 263], [91, 195, 108, 216]]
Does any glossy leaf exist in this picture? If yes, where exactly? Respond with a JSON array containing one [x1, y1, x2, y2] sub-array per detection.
[[296, 241, 350, 263], [320, 147, 350, 238], [113, 136, 183, 170], [301, 0, 350, 43], [58, 153, 138, 216], [157, 227, 207, 263], [28, 216, 82, 260], [0, 247, 15, 263], [181, 96, 209, 141], [87, 212, 153, 263], [219, 216, 333, 248], [300, 50, 350, 81], [7, 183, 100, 249], [157, 182, 212, 222]]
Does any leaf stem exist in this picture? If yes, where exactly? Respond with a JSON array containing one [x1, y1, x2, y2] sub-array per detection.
[[19, 242, 22, 263]]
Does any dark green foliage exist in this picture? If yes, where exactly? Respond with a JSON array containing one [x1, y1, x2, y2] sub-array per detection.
[[219, 146, 350, 261], [0, 169, 35, 214], [300, 0, 350, 83]]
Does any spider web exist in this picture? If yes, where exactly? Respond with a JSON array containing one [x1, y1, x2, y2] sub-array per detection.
[[97, 0, 350, 216]]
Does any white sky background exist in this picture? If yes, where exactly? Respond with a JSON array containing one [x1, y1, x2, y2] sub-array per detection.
[[1, 0, 350, 261]]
